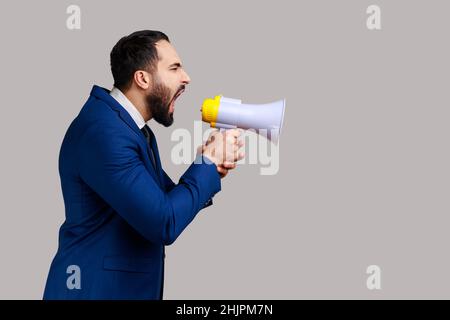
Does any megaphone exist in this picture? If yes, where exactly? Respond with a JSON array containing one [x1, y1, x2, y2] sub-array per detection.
[[201, 95, 286, 143]]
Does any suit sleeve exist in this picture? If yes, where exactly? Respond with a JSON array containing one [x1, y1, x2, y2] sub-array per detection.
[[161, 169, 176, 192], [162, 169, 214, 209], [78, 124, 221, 245]]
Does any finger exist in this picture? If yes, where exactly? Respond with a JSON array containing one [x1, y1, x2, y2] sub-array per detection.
[[226, 150, 241, 163], [226, 135, 237, 144], [216, 166, 225, 173], [236, 139, 245, 148], [221, 161, 236, 169], [233, 140, 244, 150], [236, 151, 245, 162], [208, 129, 221, 140], [225, 148, 238, 163], [217, 166, 228, 175], [226, 129, 242, 138]]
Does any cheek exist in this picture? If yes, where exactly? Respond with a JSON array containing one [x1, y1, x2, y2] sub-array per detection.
[[167, 72, 181, 87], [170, 78, 179, 90], [160, 73, 176, 90]]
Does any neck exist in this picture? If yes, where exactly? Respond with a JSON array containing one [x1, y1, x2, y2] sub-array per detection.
[[122, 88, 152, 122]]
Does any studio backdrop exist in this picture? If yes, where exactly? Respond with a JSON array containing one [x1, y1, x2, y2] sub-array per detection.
[[0, 0, 449, 299]]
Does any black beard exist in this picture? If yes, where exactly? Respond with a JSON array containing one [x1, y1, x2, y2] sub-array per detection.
[[146, 80, 174, 127]]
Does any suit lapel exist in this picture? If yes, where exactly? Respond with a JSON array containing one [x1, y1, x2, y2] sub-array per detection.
[[90, 85, 164, 188]]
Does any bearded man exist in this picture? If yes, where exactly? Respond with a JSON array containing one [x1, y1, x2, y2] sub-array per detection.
[[43, 30, 244, 300]]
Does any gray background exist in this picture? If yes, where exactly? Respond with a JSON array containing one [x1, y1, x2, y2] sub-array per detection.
[[0, 0, 449, 299]]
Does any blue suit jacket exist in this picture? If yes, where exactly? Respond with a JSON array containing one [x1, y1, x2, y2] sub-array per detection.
[[43, 85, 221, 300]]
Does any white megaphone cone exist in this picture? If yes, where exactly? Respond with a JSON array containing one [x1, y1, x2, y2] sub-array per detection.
[[201, 95, 286, 143]]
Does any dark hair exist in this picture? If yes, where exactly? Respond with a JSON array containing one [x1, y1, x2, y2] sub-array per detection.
[[110, 30, 170, 91]]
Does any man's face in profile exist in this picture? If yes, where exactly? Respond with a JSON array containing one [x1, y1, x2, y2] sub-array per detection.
[[146, 40, 191, 127]]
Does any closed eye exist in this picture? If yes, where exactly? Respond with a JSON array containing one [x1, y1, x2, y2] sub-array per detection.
[[169, 62, 182, 71]]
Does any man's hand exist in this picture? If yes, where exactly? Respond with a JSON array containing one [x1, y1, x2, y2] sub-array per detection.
[[202, 129, 245, 178]]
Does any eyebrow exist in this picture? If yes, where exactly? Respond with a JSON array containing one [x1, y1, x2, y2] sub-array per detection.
[[169, 62, 182, 69]]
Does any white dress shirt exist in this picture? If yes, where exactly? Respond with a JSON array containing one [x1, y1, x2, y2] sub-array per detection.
[[109, 87, 146, 129]]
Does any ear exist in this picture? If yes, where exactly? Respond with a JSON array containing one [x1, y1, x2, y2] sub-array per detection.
[[133, 70, 152, 90]]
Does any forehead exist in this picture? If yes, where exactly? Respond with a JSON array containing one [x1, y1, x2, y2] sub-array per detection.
[[155, 40, 182, 67]]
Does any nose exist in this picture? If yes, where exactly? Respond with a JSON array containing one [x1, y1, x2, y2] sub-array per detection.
[[181, 69, 191, 85]]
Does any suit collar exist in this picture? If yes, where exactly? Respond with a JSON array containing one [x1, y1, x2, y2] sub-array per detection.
[[109, 87, 147, 129], [90, 85, 144, 139]]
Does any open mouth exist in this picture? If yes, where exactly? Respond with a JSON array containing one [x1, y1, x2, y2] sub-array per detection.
[[169, 87, 185, 111], [172, 87, 185, 102]]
